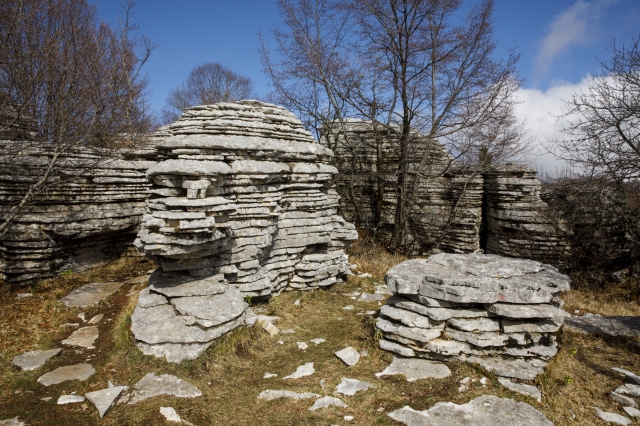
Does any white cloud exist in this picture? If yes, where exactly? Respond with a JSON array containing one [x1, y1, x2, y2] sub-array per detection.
[[514, 78, 591, 176], [535, 0, 615, 81]]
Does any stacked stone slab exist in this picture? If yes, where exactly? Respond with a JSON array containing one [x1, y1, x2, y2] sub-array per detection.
[[130, 100, 358, 361], [0, 142, 156, 283], [325, 120, 483, 254], [377, 253, 571, 380], [482, 165, 569, 263]]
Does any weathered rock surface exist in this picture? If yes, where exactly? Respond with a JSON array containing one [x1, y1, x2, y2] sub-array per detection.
[[130, 101, 357, 361], [59, 282, 123, 307], [126, 373, 201, 405], [37, 363, 95, 386], [61, 326, 99, 348], [85, 383, 128, 418], [334, 378, 374, 396], [498, 378, 542, 402], [0, 143, 156, 284], [258, 390, 320, 401], [388, 395, 554, 426], [375, 357, 451, 381], [308, 396, 347, 411], [335, 347, 360, 366], [12, 348, 61, 371], [57, 395, 85, 405], [593, 407, 631, 425], [564, 315, 640, 339], [283, 362, 315, 379], [160, 407, 183, 423], [378, 254, 569, 380]]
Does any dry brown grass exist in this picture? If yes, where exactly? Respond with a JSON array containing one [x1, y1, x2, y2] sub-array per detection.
[[562, 279, 640, 316], [0, 247, 639, 425]]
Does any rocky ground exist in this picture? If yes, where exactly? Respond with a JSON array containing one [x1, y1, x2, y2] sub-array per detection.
[[0, 246, 639, 425]]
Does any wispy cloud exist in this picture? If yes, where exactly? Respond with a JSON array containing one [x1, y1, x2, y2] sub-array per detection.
[[535, 0, 616, 83]]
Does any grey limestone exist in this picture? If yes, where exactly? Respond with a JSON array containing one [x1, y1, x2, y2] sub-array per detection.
[[375, 357, 451, 381], [283, 362, 315, 379], [308, 396, 347, 411], [59, 282, 123, 307], [37, 363, 95, 386], [498, 378, 542, 402], [334, 378, 374, 396], [593, 407, 632, 425], [335, 347, 361, 366], [126, 373, 201, 405], [258, 390, 320, 401], [61, 326, 99, 348], [85, 384, 129, 418], [12, 348, 62, 371]]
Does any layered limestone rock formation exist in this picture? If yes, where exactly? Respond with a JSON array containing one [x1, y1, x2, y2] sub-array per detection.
[[131, 100, 358, 362], [326, 120, 483, 254], [482, 165, 569, 262], [0, 142, 155, 282], [377, 253, 571, 380]]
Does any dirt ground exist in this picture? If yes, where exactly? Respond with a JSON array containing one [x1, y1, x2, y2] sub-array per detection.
[[0, 246, 639, 425]]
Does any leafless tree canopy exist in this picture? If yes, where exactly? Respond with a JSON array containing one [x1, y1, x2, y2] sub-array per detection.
[[554, 37, 640, 182], [0, 0, 154, 238], [161, 62, 256, 124], [262, 0, 530, 250]]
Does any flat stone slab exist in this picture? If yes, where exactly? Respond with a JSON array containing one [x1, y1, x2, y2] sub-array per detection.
[[462, 356, 546, 381], [283, 362, 315, 379], [564, 315, 640, 339], [171, 290, 246, 327], [59, 282, 123, 307], [498, 378, 542, 402], [593, 407, 631, 425], [62, 326, 99, 348], [335, 347, 360, 366], [85, 384, 129, 418], [308, 396, 347, 411], [623, 406, 640, 418], [612, 368, 640, 386], [37, 363, 95, 386], [137, 342, 214, 363], [57, 395, 85, 404], [447, 317, 500, 332], [160, 407, 182, 423], [0, 418, 24, 426], [334, 378, 374, 396], [375, 357, 451, 381], [388, 395, 554, 426], [258, 390, 320, 401], [12, 348, 62, 371], [485, 303, 569, 319], [127, 373, 202, 404], [148, 271, 227, 298], [385, 254, 570, 304]]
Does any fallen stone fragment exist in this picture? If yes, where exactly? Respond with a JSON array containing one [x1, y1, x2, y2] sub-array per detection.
[[62, 326, 99, 348], [297, 342, 308, 350], [462, 356, 546, 381], [343, 305, 354, 310], [615, 384, 640, 397], [0, 418, 24, 426], [623, 406, 640, 417], [37, 363, 95, 386], [357, 292, 385, 303], [565, 316, 640, 339], [612, 368, 640, 386], [484, 303, 569, 319], [258, 390, 320, 401], [85, 384, 129, 418], [388, 395, 554, 426], [127, 373, 201, 404], [16, 293, 32, 299], [263, 373, 277, 378], [344, 415, 354, 421], [78, 313, 86, 322], [87, 314, 104, 325], [593, 407, 631, 425], [309, 396, 347, 411], [12, 348, 62, 371], [41, 397, 52, 402], [160, 406, 182, 423], [335, 347, 360, 366], [59, 282, 123, 307], [280, 329, 296, 334], [258, 317, 280, 336], [334, 378, 374, 396], [498, 378, 542, 402], [57, 395, 85, 405], [611, 392, 637, 407], [310, 338, 325, 345], [458, 385, 468, 393], [375, 357, 451, 381], [284, 362, 315, 379]]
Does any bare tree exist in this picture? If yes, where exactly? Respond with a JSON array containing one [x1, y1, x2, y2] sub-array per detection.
[[262, 0, 528, 251], [0, 0, 154, 238], [554, 37, 640, 182], [161, 62, 256, 124]]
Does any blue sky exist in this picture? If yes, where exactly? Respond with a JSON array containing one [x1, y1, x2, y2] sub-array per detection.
[[93, 0, 640, 172]]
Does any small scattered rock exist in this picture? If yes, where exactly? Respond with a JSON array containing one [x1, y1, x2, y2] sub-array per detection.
[[308, 396, 347, 411], [343, 305, 354, 310], [611, 392, 637, 407], [613, 368, 640, 386], [623, 406, 640, 417], [37, 363, 95, 386], [335, 347, 360, 366], [310, 338, 325, 345], [160, 406, 182, 423], [297, 342, 308, 350], [593, 407, 631, 425], [258, 318, 280, 336], [263, 373, 278, 378], [283, 362, 315, 379], [358, 292, 385, 303], [375, 357, 451, 381], [293, 299, 300, 306], [615, 384, 640, 397], [460, 377, 470, 384], [61, 326, 99, 349], [60, 323, 79, 328], [16, 293, 32, 299], [498, 378, 542, 402], [78, 313, 86, 322], [480, 376, 488, 386], [0, 418, 25, 426], [41, 397, 52, 402], [126, 373, 201, 405], [12, 348, 62, 371], [334, 378, 374, 396], [458, 385, 468, 393], [357, 273, 372, 278], [258, 390, 320, 401], [344, 415, 354, 421], [87, 314, 104, 325], [85, 383, 128, 418], [57, 395, 85, 405], [280, 329, 296, 334]]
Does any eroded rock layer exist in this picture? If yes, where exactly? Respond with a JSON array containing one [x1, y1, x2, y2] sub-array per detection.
[[377, 253, 571, 380], [0, 143, 155, 282], [131, 101, 358, 362]]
